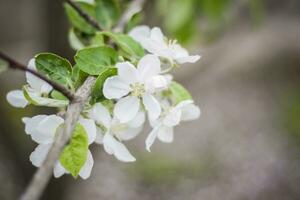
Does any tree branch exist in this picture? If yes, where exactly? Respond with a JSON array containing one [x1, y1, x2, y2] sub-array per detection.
[[20, 76, 96, 200], [66, 0, 102, 30], [113, 0, 146, 32], [20, 0, 146, 199], [0, 51, 75, 100]]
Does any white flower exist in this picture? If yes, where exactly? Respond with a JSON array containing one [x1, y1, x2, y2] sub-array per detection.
[[129, 26, 201, 65], [103, 54, 168, 123], [145, 100, 201, 151], [23, 114, 96, 179], [88, 102, 145, 162], [6, 59, 68, 108]]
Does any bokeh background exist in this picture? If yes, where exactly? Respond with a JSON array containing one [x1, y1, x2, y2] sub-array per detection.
[[1, 0, 300, 199]]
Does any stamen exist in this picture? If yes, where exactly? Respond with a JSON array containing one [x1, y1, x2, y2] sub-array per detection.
[[130, 82, 145, 97]]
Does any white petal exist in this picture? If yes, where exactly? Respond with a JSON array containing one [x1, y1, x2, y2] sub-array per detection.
[[116, 62, 138, 84], [114, 96, 140, 123], [149, 116, 160, 128], [103, 134, 136, 162], [79, 118, 97, 145], [163, 108, 182, 127], [95, 127, 104, 144], [181, 104, 201, 121], [164, 74, 173, 86], [150, 27, 165, 45], [22, 117, 30, 124], [142, 94, 161, 120], [88, 103, 111, 127], [53, 161, 67, 178], [79, 150, 94, 179], [103, 132, 114, 155], [175, 100, 193, 109], [137, 54, 161, 82], [128, 25, 150, 43], [128, 111, 145, 128], [157, 126, 174, 143], [34, 115, 64, 144], [103, 76, 131, 99], [30, 144, 52, 167], [148, 75, 168, 91], [115, 126, 143, 141], [25, 91, 68, 108], [26, 58, 53, 94], [6, 90, 28, 108], [142, 39, 171, 58], [145, 124, 161, 152], [176, 55, 201, 64], [24, 115, 47, 135]]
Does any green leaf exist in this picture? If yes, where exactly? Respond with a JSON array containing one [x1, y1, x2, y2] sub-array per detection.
[[75, 46, 118, 75], [35, 53, 73, 88], [90, 67, 117, 104], [95, 0, 120, 30], [23, 86, 69, 107], [64, 2, 97, 34], [201, 0, 230, 21], [50, 90, 68, 101], [126, 12, 143, 33], [165, 0, 195, 33], [169, 81, 192, 104], [103, 32, 144, 59], [0, 58, 8, 74], [72, 65, 89, 89], [90, 32, 105, 47], [60, 123, 89, 178]]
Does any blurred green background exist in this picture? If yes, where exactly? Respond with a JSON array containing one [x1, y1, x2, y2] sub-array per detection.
[[1, 0, 300, 199]]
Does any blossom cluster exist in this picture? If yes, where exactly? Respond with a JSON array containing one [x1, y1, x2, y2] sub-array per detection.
[[6, 26, 201, 179]]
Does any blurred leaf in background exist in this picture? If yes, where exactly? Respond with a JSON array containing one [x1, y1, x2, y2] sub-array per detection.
[[127, 153, 219, 186], [155, 0, 264, 45], [0, 58, 8, 74], [282, 92, 300, 144]]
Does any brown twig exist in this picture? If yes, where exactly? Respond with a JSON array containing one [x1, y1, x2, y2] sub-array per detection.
[[19, 0, 146, 200], [0, 51, 75, 100], [66, 0, 102, 30]]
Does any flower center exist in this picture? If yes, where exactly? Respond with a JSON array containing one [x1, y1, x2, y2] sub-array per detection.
[[111, 123, 128, 133], [130, 82, 145, 97], [167, 39, 178, 48]]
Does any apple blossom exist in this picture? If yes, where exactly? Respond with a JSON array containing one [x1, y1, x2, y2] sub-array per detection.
[[88, 102, 145, 162], [103, 54, 168, 123], [146, 100, 201, 151], [129, 26, 201, 65]]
